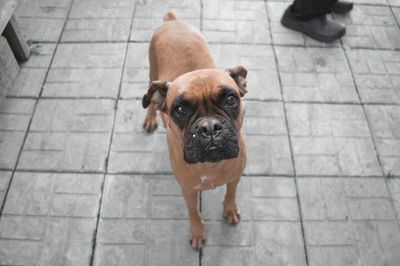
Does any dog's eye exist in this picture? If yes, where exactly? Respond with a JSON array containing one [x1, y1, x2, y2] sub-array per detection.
[[226, 95, 238, 107], [173, 105, 185, 117]]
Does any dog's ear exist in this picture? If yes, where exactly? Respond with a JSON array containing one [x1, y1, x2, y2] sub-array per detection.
[[227, 66, 248, 97], [142, 80, 171, 110]]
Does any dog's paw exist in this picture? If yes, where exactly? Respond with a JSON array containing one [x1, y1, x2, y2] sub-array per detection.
[[223, 203, 240, 225], [143, 117, 158, 133], [189, 222, 206, 249]]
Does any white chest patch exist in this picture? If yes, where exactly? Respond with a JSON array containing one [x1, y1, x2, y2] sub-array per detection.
[[200, 176, 207, 183]]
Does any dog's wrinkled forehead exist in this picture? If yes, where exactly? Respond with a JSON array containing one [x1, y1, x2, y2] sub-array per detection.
[[166, 69, 240, 108]]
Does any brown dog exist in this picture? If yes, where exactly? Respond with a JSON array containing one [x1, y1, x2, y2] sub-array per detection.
[[142, 12, 247, 249]]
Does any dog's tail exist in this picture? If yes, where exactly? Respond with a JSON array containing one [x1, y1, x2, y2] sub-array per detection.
[[163, 12, 178, 22]]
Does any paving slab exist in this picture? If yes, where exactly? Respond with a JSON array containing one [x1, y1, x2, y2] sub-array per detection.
[[202, 0, 270, 44], [131, 0, 200, 42], [389, 0, 400, 6], [120, 43, 149, 99], [17, 99, 115, 172], [267, 2, 340, 47], [388, 178, 400, 219], [15, 0, 72, 42], [286, 103, 382, 176], [62, 19, 132, 42], [8, 44, 56, 97], [298, 177, 400, 266], [365, 105, 400, 175], [333, 5, 400, 50], [0, 172, 103, 265], [201, 176, 306, 266], [0, 171, 12, 208], [243, 101, 293, 175], [16, 0, 72, 19], [108, 99, 170, 174], [69, 0, 135, 19], [18, 18, 65, 42], [43, 43, 126, 98], [353, 0, 390, 4], [346, 49, 400, 104], [93, 174, 198, 266], [275, 47, 359, 103], [20, 43, 57, 69], [63, 0, 134, 42], [394, 7, 400, 20], [354, 0, 389, 4], [0, 98, 35, 169]]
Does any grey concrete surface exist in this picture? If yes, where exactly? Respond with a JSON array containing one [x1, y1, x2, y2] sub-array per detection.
[[0, 0, 400, 265]]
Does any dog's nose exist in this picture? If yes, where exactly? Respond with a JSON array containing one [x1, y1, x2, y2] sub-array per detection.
[[198, 118, 222, 136]]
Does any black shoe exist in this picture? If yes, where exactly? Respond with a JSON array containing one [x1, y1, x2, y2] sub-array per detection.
[[332, 1, 354, 14], [281, 7, 346, 43]]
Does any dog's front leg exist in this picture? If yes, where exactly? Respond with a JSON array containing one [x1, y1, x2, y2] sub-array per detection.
[[182, 188, 206, 249], [223, 178, 241, 224]]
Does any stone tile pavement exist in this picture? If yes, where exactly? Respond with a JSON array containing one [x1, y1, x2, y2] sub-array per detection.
[[0, 0, 400, 265]]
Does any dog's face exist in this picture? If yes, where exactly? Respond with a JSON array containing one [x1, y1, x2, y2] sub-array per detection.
[[142, 66, 247, 164]]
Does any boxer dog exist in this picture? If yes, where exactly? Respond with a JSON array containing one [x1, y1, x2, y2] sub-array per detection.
[[142, 12, 247, 249]]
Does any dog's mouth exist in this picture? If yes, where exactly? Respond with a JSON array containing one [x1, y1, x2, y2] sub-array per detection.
[[206, 145, 217, 151], [183, 121, 239, 164], [184, 144, 239, 164]]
